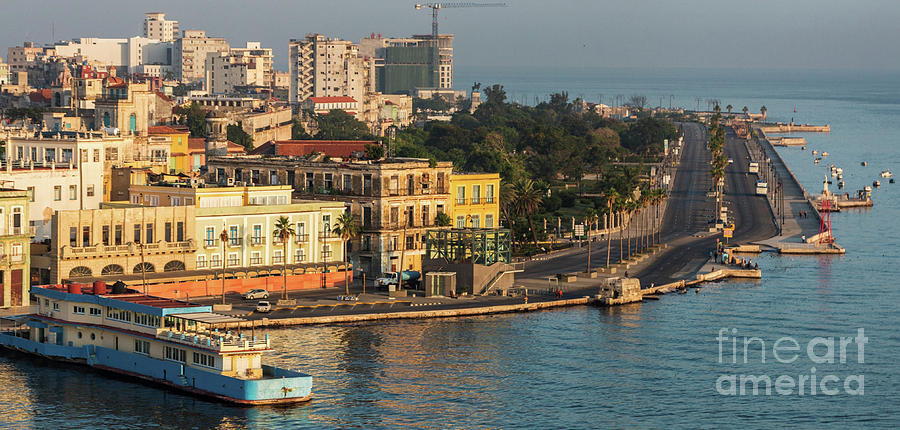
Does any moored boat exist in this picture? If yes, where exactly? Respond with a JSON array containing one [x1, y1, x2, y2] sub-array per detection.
[[881, 170, 892, 178], [0, 284, 312, 405]]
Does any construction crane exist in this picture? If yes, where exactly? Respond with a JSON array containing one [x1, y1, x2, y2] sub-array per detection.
[[414, 2, 507, 88]]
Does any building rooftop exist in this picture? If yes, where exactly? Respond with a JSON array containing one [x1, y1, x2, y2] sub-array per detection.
[[106, 293, 200, 309], [147, 125, 185, 134], [307, 96, 357, 103]]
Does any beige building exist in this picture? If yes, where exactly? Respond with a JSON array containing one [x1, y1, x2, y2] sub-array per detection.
[[49, 205, 196, 283], [6, 42, 48, 74], [94, 79, 157, 135], [288, 34, 375, 106], [205, 42, 273, 94], [0, 189, 30, 308], [237, 107, 292, 147], [144, 12, 179, 42], [206, 155, 452, 276], [175, 30, 230, 83], [128, 183, 292, 208], [0, 57, 8, 85]]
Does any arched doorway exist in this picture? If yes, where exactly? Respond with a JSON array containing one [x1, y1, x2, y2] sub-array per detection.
[[164, 261, 186, 272], [101, 264, 124, 276], [69, 266, 92, 278], [133, 262, 155, 274]]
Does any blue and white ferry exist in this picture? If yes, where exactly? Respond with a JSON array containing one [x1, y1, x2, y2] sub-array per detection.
[[0, 284, 311, 405]]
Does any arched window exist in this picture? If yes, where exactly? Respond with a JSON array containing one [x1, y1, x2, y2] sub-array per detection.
[[101, 264, 124, 276], [69, 266, 93, 278], [133, 262, 155, 273], [164, 260, 186, 272], [103, 112, 111, 128]]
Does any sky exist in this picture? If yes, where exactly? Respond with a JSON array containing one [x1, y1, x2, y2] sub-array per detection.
[[2, 0, 899, 72]]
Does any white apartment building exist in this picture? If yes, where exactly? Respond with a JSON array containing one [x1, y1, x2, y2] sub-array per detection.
[[288, 34, 374, 105], [175, 30, 230, 83], [144, 12, 179, 42], [205, 42, 272, 94], [0, 133, 109, 240], [50, 37, 174, 75]]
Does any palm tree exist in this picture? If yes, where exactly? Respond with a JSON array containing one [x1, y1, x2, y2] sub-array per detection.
[[434, 212, 452, 227], [331, 211, 360, 295], [604, 189, 618, 268], [584, 208, 598, 273], [742, 106, 749, 116], [500, 182, 517, 231], [624, 201, 636, 259], [512, 178, 542, 250], [726, 104, 733, 114], [760, 105, 767, 120], [273, 216, 295, 300], [616, 200, 626, 263]]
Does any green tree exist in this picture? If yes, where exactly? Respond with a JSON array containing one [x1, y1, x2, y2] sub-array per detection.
[[364, 143, 384, 160], [314, 110, 372, 140], [227, 123, 253, 151], [291, 118, 313, 139], [174, 102, 208, 138], [434, 212, 452, 227], [331, 211, 360, 295], [584, 208, 598, 273], [604, 189, 619, 268], [760, 105, 767, 120], [742, 106, 749, 116], [512, 178, 542, 249], [726, 104, 733, 113], [273, 216, 295, 300]]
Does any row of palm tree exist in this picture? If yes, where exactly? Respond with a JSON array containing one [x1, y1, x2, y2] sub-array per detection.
[[582, 188, 667, 273], [709, 105, 727, 220]]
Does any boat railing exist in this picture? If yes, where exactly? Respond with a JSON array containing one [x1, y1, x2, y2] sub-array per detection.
[[158, 329, 271, 351]]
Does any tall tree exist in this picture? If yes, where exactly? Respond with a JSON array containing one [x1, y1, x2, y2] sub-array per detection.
[[227, 123, 253, 151], [512, 178, 542, 249], [331, 211, 360, 295], [584, 208, 598, 273], [273, 216, 295, 300], [314, 110, 373, 140], [604, 189, 619, 268]]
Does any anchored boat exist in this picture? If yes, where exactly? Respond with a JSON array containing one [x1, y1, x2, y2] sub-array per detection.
[[0, 285, 312, 405], [881, 170, 893, 178]]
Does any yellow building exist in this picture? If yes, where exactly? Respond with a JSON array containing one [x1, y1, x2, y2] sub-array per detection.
[[128, 183, 292, 208], [148, 126, 190, 174], [448, 173, 500, 229], [0, 189, 30, 308]]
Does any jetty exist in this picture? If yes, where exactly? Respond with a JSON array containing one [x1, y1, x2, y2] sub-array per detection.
[[746, 128, 846, 254], [768, 136, 808, 147], [758, 123, 831, 134]]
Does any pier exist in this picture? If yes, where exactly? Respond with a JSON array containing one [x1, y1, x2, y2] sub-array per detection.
[[747, 128, 845, 254], [758, 123, 831, 134]]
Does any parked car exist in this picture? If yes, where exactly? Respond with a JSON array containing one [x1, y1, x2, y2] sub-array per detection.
[[256, 301, 272, 313], [242, 289, 269, 300]]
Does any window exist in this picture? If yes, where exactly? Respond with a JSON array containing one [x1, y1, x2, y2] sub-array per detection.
[[134, 224, 142, 244], [146, 223, 153, 243], [165, 222, 173, 242], [12, 207, 21, 235], [273, 250, 283, 264], [305, 172, 314, 190], [73, 305, 85, 314], [211, 254, 221, 268], [322, 215, 330, 233], [227, 253, 239, 267], [252, 225, 263, 245], [363, 174, 372, 195], [107, 307, 132, 322], [229, 226, 239, 245], [69, 185, 77, 200], [197, 255, 207, 268], [472, 185, 481, 204], [10, 243, 21, 261], [53, 302, 60, 311], [342, 174, 352, 192], [457, 186, 466, 205], [205, 227, 215, 247], [165, 346, 186, 362], [471, 215, 480, 228], [115, 225, 123, 245], [102, 225, 110, 245], [406, 235, 415, 250], [26, 187, 34, 202], [87, 185, 95, 197], [135, 339, 150, 355], [324, 173, 333, 189], [54, 186, 62, 201], [486, 214, 494, 228], [82, 226, 91, 247], [105, 147, 118, 161], [93, 149, 100, 162], [486, 184, 495, 203], [70, 227, 77, 247], [134, 313, 160, 327], [176, 222, 184, 242], [192, 352, 216, 368], [250, 251, 262, 265], [456, 216, 465, 228], [89, 308, 102, 316], [422, 206, 430, 226], [294, 248, 305, 263]]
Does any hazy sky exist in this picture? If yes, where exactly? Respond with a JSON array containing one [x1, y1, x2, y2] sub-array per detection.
[[3, 0, 898, 71]]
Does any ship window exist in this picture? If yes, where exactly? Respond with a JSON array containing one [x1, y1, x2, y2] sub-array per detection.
[[73, 306, 85, 314], [77, 332, 83, 339], [135, 339, 150, 355], [165, 346, 186, 362], [192, 352, 216, 368], [89, 308, 101, 316]]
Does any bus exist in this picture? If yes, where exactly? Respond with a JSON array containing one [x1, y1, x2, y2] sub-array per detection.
[[756, 180, 768, 195], [749, 162, 760, 173]]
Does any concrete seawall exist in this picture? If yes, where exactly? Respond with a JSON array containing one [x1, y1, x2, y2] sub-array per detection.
[[759, 124, 831, 133]]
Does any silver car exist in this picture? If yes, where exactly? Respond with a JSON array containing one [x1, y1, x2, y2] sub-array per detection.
[[242, 289, 269, 300]]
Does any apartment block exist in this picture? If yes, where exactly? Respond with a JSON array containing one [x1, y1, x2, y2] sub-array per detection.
[[175, 30, 230, 83], [206, 155, 453, 276], [205, 42, 272, 94], [360, 34, 454, 94], [447, 173, 501, 229], [0, 190, 30, 308], [288, 34, 374, 105], [144, 12, 179, 42]]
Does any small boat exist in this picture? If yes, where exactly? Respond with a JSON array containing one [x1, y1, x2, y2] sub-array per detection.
[[812, 150, 819, 155], [836, 168, 843, 175], [837, 174, 843, 181], [861, 161, 868, 166], [822, 152, 830, 157], [864, 186, 873, 192], [873, 180, 881, 188], [838, 181, 845, 189], [801, 146, 806, 150], [890, 178, 896, 184], [881, 170, 892, 178], [814, 158, 820, 164]]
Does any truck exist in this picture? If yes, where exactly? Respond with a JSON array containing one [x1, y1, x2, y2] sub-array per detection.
[[749, 161, 760, 174], [375, 271, 421, 289]]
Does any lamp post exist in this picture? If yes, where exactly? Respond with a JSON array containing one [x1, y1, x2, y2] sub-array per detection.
[[220, 228, 228, 305]]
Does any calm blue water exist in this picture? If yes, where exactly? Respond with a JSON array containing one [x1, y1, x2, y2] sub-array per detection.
[[2, 68, 899, 429]]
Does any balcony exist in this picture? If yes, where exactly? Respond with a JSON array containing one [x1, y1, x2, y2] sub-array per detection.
[[250, 257, 262, 265], [228, 238, 243, 247], [295, 234, 309, 243], [204, 239, 216, 248], [158, 329, 271, 353], [273, 255, 284, 264], [61, 241, 195, 259], [250, 237, 264, 246], [320, 250, 333, 259]]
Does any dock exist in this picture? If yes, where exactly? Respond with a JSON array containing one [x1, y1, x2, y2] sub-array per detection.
[[758, 123, 831, 134], [746, 128, 846, 254], [768, 136, 808, 147]]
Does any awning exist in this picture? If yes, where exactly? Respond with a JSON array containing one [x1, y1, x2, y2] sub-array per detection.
[[168, 312, 245, 325]]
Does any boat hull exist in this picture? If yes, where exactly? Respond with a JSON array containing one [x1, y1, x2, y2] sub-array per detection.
[[0, 332, 312, 405]]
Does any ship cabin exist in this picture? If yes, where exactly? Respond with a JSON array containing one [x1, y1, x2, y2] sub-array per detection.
[[24, 284, 269, 379]]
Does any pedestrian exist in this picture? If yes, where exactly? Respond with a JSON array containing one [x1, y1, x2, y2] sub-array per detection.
[[524, 293, 529, 304]]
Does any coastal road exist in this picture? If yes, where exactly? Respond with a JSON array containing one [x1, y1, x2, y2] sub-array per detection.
[[721, 128, 778, 243]]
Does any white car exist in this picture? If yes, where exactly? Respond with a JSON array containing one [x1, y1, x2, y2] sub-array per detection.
[[242, 289, 269, 300], [256, 301, 272, 313], [727, 158, 734, 164]]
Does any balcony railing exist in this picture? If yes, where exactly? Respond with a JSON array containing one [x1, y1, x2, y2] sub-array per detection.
[[320, 250, 333, 258], [295, 234, 309, 243], [228, 238, 243, 247], [250, 237, 264, 246], [204, 239, 216, 247], [273, 256, 284, 264], [250, 257, 262, 265]]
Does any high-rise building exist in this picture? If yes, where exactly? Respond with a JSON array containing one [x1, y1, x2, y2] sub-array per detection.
[[175, 30, 230, 83], [143, 12, 179, 42], [288, 34, 374, 106], [205, 42, 273, 94], [359, 34, 454, 95]]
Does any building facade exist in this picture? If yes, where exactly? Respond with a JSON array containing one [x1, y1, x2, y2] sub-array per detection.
[[288, 34, 374, 106], [148, 126, 190, 173], [0, 190, 30, 308], [360, 34, 454, 94], [447, 173, 500, 229], [205, 42, 273, 94], [49, 205, 196, 283], [206, 156, 452, 276], [175, 30, 230, 83], [144, 12, 179, 42]]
